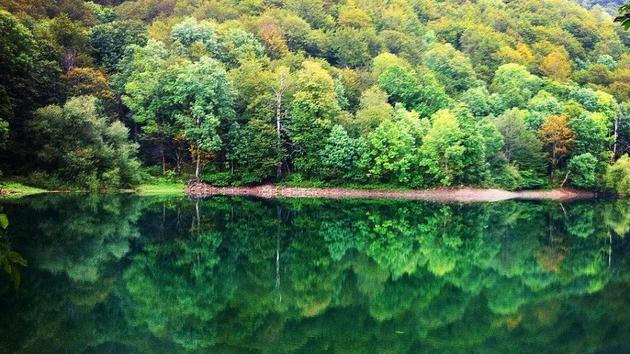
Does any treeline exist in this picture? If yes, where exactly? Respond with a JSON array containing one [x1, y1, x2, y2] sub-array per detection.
[[0, 0, 629, 191]]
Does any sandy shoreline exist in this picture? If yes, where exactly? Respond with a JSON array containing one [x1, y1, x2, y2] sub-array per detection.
[[185, 182, 597, 202]]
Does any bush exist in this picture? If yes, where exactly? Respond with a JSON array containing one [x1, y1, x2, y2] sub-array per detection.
[[28, 96, 142, 190], [605, 155, 630, 195], [201, 171, 233, 187], [489, 164, 523, 190], [567, 153, 599, 189]]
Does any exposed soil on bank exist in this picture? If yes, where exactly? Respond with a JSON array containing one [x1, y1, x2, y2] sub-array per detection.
[[185, 181, 596, 202]]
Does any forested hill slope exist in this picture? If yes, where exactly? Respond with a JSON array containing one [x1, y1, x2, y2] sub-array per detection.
[[0, 0, 629, 192]]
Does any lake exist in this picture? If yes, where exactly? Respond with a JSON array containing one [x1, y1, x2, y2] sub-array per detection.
[[0, 194, 629, 353]]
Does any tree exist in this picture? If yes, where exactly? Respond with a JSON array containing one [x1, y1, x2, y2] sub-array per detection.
[[118, 40, 177, 174], [338, 2, 372, 29], [494, 109, 546, 187], [614, 3, 630, 29], [0, 118, 7, 150], [565, 153, 598, 189], [422, 43, 477, 94], [569, 112, 609, 158], [497, 43, 534, 68], [90, 20, 147, 70], [48, 14, 89, 71], [367, 119, 418, 185], [62, 67, 115, 110], [170, 17, 218, 58], [257, 18, 288, 58], [288, 61, 341, 175], [330, 28, 373, 68], [604, 155, 630, 194], [539, 48, 572, 81], [539, 115, 576, 177], [461, 86, 495, 118], [371, 52, 410, 78], [320, 124, 366, 181], [478, 118, 505, 169], [615, 103, 630, 157], [227, 119, 285, 184], [173, 57, 236, 179], [527, 90, 563, 130], [216, 27, 266, 66], [377, 65, 449, 117], [28, 96, 141, 188], [353, 86, 394, 136], [0, 10, 36, 124], [419, 109, 485, 186], [491, 64, 542, 111]]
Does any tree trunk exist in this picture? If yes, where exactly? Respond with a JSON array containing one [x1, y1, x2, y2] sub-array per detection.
[[195, 148, 201, 180], [551, 144, 557, 179], [161, 144, 166, 175], [64, 48, 77, 71], [560, 171, 570, 188], [274, 72, 287, 179], [613, 114, 619, 159], [175, 150, 181, 174]]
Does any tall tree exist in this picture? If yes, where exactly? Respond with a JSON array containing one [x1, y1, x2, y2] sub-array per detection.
[[539, 115, 576, 177], [419, 109, 485, 186], [377, 65, 449, 117], [494, 109, 546, 176], [173, 57, 236, 179], [288, 60, 341, 175]]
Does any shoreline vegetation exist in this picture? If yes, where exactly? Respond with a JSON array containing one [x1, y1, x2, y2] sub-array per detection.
[[0, 182, 48, 198], [186, 181, 598, 202], [0, 179, 605, 202], [0, 181, 186, 198]]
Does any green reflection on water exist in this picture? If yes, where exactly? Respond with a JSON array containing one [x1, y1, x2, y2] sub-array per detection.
[[0, 194, 629, 353]]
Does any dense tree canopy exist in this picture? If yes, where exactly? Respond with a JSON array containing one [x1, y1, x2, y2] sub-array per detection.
[[0, 0, 629, 191]]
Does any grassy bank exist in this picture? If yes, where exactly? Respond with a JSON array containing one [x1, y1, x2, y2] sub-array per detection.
[[0, 181, 48, 198], [134, 182, 185, 196], [1, 179, 186, 198]]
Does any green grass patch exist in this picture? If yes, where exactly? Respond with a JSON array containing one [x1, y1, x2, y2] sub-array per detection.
[[135, 182, 185, 196], [0, 181, 48, 198]]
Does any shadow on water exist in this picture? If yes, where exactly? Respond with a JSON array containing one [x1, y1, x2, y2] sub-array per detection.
[[0, 193, 629, 353]]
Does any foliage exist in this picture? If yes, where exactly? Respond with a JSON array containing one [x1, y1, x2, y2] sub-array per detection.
[[539, 114, 576, 175], [0, 0, 628, 190], [377, 64, 449, 118], [288, 61, 340, 176], [28, 96, 141, 189], [605, 154, 630, 194], [494, 109, 546, 188], [567, 152, 599, 188], [419, 109, 485, 186], [320, 124, 366, 181], [615, 3, 630, 30], [90, 20, 147, 70], [227, 119, 285, 184]]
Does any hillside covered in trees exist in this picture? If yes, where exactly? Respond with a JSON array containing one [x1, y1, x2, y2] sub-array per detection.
[[0, 0, 629, 192]]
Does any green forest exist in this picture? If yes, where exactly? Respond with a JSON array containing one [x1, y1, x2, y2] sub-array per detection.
[[1, 0, 630, 192]]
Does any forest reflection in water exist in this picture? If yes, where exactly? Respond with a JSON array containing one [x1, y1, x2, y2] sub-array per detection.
[[0, 194, 629, 353]]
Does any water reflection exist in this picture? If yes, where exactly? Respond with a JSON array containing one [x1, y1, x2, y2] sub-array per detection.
[[0, 195, 629, 353]]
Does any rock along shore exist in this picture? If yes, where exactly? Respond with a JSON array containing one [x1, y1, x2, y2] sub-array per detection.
[[185, 181, 596, 202]]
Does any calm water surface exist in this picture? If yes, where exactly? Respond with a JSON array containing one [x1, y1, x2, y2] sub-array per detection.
[[0, 194, 629, 353]]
